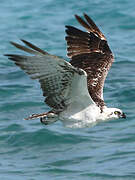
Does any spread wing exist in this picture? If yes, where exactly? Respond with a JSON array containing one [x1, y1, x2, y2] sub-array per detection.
[[5, 39, 93, 112], [65, 13, 114, 109]]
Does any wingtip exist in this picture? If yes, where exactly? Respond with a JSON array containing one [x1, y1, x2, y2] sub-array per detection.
[[4, 54, 8, 56], [10, 39, 26, 45], [20, 39, 32, 45], [74, 14, 83, 23], [74, 14, 80, 19], [10, 41, 16, 46], [75, 13, 87, 19], [20, 39, 31, 45], [75, 13, 88, 20], [65, 25, 69, 29], [9, 41, 21, 48], [83, 13, 89, 20], [4, 54, 13, 57], [20, 39, 27, 44], [83, 12, 87, 16]]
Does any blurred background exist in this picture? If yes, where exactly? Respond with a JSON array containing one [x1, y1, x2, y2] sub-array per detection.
[[0, 0, 135, 179]]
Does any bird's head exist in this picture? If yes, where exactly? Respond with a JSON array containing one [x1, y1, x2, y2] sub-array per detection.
[[105, 108, 126, 120], [101, 107, 126, 121]]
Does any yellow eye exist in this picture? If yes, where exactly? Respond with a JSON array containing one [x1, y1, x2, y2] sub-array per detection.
[[114, 111, 120, 115]]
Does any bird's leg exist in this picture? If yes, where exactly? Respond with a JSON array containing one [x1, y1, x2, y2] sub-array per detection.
[[24, 110, 58, 125], [24, 112, 49, 120]]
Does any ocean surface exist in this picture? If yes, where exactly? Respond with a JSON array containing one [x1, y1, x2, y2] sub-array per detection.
[[1, 0, 135, 179]]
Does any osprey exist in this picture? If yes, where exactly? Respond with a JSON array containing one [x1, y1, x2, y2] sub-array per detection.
[[5, 13, 126, 128]]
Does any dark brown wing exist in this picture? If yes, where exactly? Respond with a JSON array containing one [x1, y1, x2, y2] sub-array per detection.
[[65, 13, 114, 109]]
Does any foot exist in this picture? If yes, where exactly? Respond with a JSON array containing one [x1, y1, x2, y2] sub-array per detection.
[[40, 112, 58, 125]]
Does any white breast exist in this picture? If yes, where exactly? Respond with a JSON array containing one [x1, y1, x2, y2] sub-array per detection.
[[59, 97, 100, 128], [58, 71, 100, 128]]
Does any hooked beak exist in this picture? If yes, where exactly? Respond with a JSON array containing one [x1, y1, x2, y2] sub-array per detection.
[[120, 113, 126, 119]]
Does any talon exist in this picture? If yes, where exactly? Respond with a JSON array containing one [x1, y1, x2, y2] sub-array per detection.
[[40, 117, 48, 125]]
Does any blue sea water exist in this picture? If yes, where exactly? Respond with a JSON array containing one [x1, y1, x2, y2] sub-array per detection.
[[1, 0, 135, 179]]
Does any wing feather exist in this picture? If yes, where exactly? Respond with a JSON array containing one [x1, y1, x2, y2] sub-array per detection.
[[5, 40, 92, 111], [65, 13, 114, 109]]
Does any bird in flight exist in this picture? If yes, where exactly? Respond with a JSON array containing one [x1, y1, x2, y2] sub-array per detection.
[[5, 13, 126, 128]]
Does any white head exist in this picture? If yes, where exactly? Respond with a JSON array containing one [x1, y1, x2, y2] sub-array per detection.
[[102, 107, 126, 121]]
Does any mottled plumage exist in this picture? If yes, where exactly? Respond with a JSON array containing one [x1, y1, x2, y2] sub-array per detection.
[[66, 13, 114, 109], [5, 40, 86, 112]]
